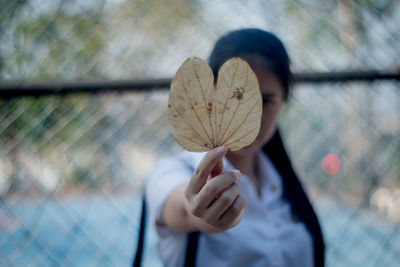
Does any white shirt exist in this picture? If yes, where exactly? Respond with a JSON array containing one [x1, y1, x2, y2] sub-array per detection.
[[145, 150, 314, 267]]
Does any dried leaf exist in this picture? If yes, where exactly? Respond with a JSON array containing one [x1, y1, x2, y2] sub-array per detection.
[[168, 57, 262, 151]]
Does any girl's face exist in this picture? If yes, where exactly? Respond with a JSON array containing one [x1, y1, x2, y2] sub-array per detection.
[[228, 58, 285, 156]]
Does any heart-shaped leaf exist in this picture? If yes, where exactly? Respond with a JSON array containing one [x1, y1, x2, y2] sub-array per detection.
[[168, 57, 262, 151]]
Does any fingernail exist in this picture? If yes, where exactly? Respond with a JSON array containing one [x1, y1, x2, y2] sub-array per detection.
[[233, 170, 241, 178], [216, 146, 227, 154]]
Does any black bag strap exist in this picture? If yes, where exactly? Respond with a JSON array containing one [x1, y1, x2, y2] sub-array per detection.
[[133, 194, 200, 267], [133, 195, 147, 267], [184, 231, 200, 267]]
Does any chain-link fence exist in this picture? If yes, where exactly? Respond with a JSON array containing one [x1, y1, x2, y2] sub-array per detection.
[[1, 0, 400, 266]]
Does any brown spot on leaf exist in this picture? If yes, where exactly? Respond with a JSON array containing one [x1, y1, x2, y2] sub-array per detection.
[[168, 104, 171, 108], [231, 87, 244, 101], [207, 106, 212, 116]]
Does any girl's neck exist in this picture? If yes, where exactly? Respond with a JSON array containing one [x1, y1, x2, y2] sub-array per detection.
[[226, 150, 258, 180], [226, 150, 262, 197]]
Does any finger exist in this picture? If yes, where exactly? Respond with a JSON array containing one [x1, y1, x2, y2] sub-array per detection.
[[218, 195, 246, 228], [188, 146, 228, 194], [205, 182, 241, 223], [210, 158, 224, 178], [195, 170, 241, 210]]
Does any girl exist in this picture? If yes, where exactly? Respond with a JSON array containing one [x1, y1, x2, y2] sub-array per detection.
[[145, 28, 325, 267]]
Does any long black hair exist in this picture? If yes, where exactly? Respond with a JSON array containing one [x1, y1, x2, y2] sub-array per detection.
[[209, 28, 292, 100], [208, 28, 325, 267]]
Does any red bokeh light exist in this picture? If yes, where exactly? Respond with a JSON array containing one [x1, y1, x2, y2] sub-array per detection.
[[322, 153, 340, 175]]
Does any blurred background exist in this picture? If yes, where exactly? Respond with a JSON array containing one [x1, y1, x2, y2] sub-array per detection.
[[0, 0, 399, 266]]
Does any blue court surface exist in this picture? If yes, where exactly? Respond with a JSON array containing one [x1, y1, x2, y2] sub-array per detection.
[[1, 193, 399, 266]]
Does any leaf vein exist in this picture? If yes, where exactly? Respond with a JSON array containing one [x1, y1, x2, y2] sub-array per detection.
[[172, 103, 210, 145], [193, 65, 215, 146], [219, 65, 249, 144], [222, 126, 259, 148], [220, 100, 259, 145], [180, 70, 213, 145], [216, 62, 239, 140]]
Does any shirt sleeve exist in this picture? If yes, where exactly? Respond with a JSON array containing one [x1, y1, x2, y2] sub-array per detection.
[[145, 155, 194, 238]]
